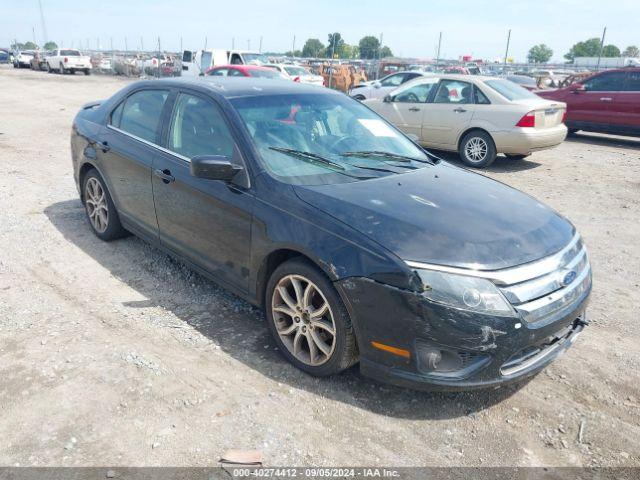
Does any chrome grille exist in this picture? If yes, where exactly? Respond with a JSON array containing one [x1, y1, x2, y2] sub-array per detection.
[[495, 233, 591, 323]]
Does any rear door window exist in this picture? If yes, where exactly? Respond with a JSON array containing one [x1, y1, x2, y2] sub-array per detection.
[[112, 89, 169, 143], [623, 71, 640, 92], [380, 73, 406, 87], [433, 80, 473, 104]]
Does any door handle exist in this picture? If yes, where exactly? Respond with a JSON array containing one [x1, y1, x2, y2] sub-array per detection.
[[453, 107, 467, 113], [599, 97, 612, 102], [408, 107, 421, 112], [154, 168, 175, 184], [100, 141, 110, 152]]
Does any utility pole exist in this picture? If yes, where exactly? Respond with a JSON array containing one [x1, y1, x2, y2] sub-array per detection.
[[503, 29, 511, 69], [436, 32, 442, 64], [32, 26, 37, 46], [204, 36, 208, 50], [180, 36, 182, 54], [140, 36, 144, 52], [376, 32, 383, 79], [247, 39, 251, 50], [38, 0, 48, 44], [292, 35, 296, 57], [259, 36, 263, 54], [232, 37, 235, 49], [596, 26, 607, 71], [328, 34, 336, 88], [124, 37, 128, 53]]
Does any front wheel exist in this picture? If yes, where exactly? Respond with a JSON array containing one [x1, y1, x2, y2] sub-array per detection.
[[82, 170, 128, 241], [59, 63, 66, 74], [266, 259, 358, 376], [459, 131, 497, 168], [84, 69, 91, 76]]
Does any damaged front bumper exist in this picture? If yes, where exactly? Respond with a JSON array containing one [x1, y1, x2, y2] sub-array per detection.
[[335, 275, 590, 391]]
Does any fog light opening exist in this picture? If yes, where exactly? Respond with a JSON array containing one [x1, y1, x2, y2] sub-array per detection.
[[419, 348, 463, 373]]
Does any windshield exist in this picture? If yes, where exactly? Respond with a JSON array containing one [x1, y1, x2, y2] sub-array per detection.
[[250, 69, 282, 79], [284, 66, 308, 76], [484, 79, 538, 100], [231, 93, 432, 185], [61, 49, 81, 56], [243, 53, 269, 65]]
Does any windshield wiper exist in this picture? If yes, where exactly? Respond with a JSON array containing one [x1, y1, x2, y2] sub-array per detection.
[[270, 147, 345, 170], [269, 147, 375, 180], [342, 150, 435, 165]]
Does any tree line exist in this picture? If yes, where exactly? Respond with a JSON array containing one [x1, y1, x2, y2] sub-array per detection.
[[286, 34, 393, 59], [527, 39, 639, 63], [10, 41, 58, 51]]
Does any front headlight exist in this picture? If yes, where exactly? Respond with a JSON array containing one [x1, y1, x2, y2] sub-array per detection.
[[415, 269, 516, 317]]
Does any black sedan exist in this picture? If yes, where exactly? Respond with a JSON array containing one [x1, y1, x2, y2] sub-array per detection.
[[70, 77, 591, 390]]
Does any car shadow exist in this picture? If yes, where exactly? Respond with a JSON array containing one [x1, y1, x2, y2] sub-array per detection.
[[430, 150, 542, 173], [565, 132, 640, 150], [45, 199, 529, 420]]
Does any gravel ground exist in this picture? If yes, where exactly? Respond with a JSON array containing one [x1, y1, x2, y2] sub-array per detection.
[[0, 65, 639, 467]]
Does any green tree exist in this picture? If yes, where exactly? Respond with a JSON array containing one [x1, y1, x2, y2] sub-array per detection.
[[623, 45, 640, 57], [358, 35, 380, 59], [527, 44, 553, 63], [380, 46, 393, 58], [301, 38, 324, 58], [284, 50, 302, 57], [564, 37, 602, 61], [11, 41, 38, 50], [43, 41, 58, 51], [327, 32, 345, 58], [601, 44, 621, 57]]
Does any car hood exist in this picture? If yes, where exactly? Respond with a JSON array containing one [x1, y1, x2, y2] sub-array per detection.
[[293, 163, 574, 270]]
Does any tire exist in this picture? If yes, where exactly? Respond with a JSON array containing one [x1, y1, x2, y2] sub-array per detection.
[[46, 63, 52, 73], [459, 130, 497, 168], [265, 259, 358, 377], [84, 69, 91, 76], [505, 154, 530, 160], [59, 63, 66, 74], [352, 94, 366, 101], [567, 128, 579, 135], [82, 169, 128, 241]]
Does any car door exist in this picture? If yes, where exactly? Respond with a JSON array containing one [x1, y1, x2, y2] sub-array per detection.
[[152, 90, 254, 292], [372, 78, 440, 140], [571, 71, 626, 128], [421, 79, 475, 148], [101, 88, 170, 240], [612, 70, 640, 134]]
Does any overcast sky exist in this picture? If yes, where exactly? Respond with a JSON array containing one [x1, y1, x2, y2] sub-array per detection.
[[2, 0, 637, 61]]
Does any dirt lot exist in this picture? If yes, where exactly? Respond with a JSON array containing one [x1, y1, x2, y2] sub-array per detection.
[[0, 64, 639, 468]]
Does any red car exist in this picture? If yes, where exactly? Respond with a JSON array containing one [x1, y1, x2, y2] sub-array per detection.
[[206, 64, 283, 79], [537, 68, 640, 136]]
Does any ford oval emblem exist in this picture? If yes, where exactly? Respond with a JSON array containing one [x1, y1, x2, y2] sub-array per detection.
[[561, 270, 577, 286]]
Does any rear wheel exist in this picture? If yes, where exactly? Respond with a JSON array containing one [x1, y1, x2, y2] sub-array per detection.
[[352, 94, 366, 101], [459, 130, 497, 168], [84, 69, 91, 76], [59, 62, 66, 74], [266, 259, 358, 376], [82, 169, 128, 241], [567, 128, 579, 135]]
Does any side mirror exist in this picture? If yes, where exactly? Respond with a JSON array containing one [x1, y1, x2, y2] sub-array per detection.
[[571, 84, 586, 93], [383, 94, 392, 103], [373, 81, 381, 89], [190, 155, 243, 181]]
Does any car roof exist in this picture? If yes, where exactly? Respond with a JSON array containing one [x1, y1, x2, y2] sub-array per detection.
[[133, 77, 340, 99]]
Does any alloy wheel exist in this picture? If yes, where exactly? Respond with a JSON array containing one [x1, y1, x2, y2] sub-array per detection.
[[271, 274, 337, 366], [464, 137, 488, 163], [85, 177, 109, 233]]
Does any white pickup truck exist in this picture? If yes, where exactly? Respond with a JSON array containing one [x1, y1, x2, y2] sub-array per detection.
[[45, 49, 92, 75]]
